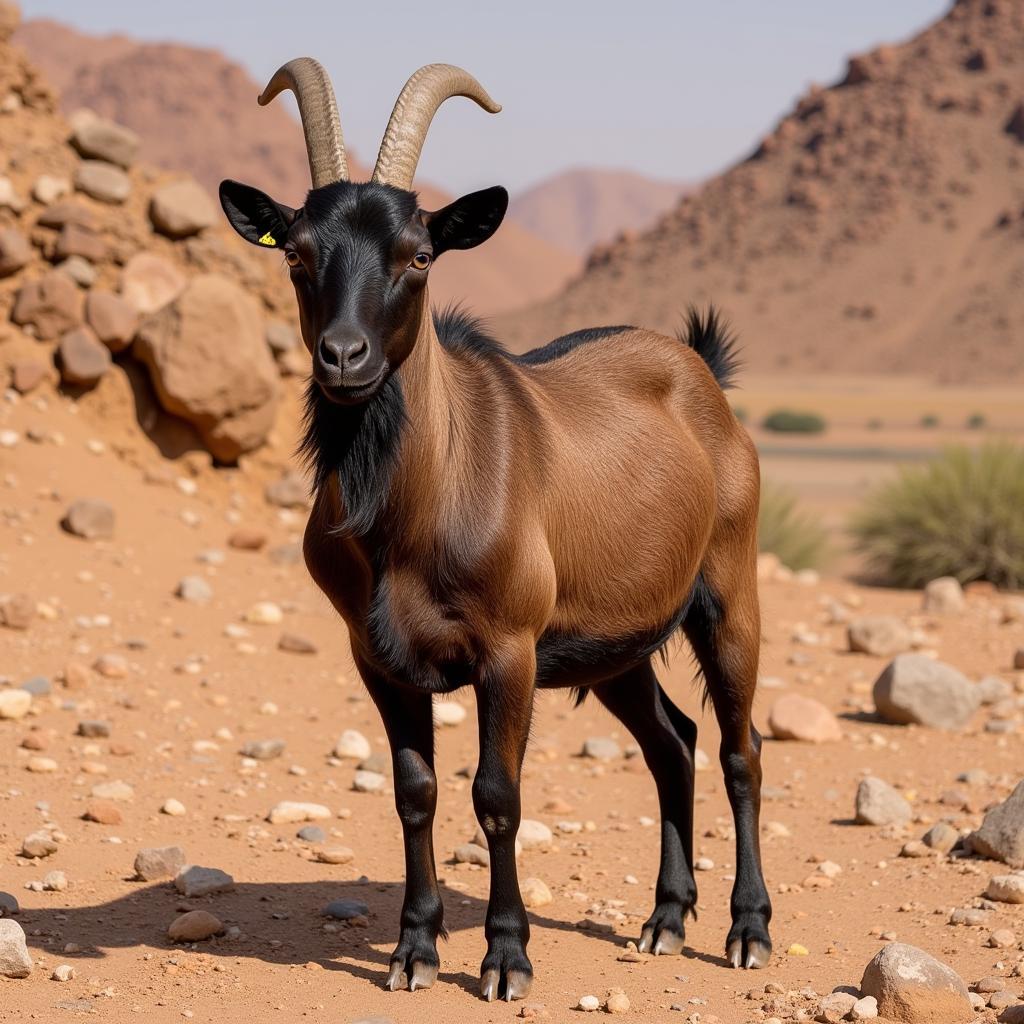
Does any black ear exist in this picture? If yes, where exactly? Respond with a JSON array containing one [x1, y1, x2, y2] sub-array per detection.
[[219, 180, 296, 249], [423, 186, 508, 257]]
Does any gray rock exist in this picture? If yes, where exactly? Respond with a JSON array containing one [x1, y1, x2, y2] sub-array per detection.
[[265, 319, 298, 354], [848, 616, 912, 657], [985, 874, 1024, 904], [353, 770, 386, 793], [860, 942, 972, 1024], [0, 892, 18, 917], [977, 676, 1013, 705], [297, 825, 326, 843], [265, 471, 309, 509], [20, 676, 51, 696], [58, 326, 111, 388], [176, 576, 213, 604], [855, 777, 911, 826], [174, 865, 235, 898], [949, 907, 989, 926], [0, 918, 32, 978], [62, 499, 114, 540], [872, 654, 978, 730], [323, 899, 369, 920], [240, 738, 285, 761], [454, 843, 490, 866], [21, 831, 58, 858], [968, 780, 1024, 868], [922, 576, 965, 614], [134, 846, 187, 881], [818, 991, 857, 1022], [582, 736, 621, 761], [921, 822, 959, 853], [70, 116, 139, 168], [358, 752, 391, 776], [75, 160, 131, 204]]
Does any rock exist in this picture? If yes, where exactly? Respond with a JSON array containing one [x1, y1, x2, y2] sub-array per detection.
[[988, 929, 1016, 948], [43, 870, 67, 892], [134, 846, 186, 881], [997, 1007, 1024, 1024], [278, 632, 317, 655], [921, 822, 959, 853], [228, 528, 267, 551], [768, 693, 841, 743], [949, 907, 989, 926], [52, 964, 76, 982], [57, 254, 96, 287], [353, 770, 386, 793], [135, 275, 278, 462], [582, 736, 621, 760], [27, 756, 58, 773], [11, 270, 84, 338], [968, 780, 1024, 867], [855, 777, 911, 826], [174, 865, 235, 898], [977, 676, 1013, 705], [433, 701, 467, 726], [848, 616, 912, 657], [82, 799, 123, 825], [85, 291, 138, 353], [21, 831, 58, 858], [176, 575, 213, 603], [70, 116, 139, 168], [11, 360, 47, 394], [578, 995, 600, 1012], [20, 677, 50, 696], [0, 689, 31, 720], [0, 2, 20, 43], [245, 601, 283, 625], [986, 874, 1024, 904], [94, 653, 128, 679], [0, 226, 31, 276], [54, 222, 105, 263], [334, 730, 372, 761], [90, 780, 133, 802], [315, 846, 354, 865], [33, 174, 69, 204], [922, 577, 965, 614], [0, 919, 32, 978], [161, 798, 186, 817], [266, 801, 331, 825], [57, 326, 111, 388], [37, 200, 94, 230], [119, 252, 186, 315], [75, 160, 130, 203], [872, 655, 978, 730], [78, 720, 111, 739], [297, 826, 326, 843], [62, 498, 114, 540], [860, 943, 971, 1024], [0, 593, 33, 630], [851, 995, 878, 1020], [240, 739, 285, 760], [520, 877, 552, 908], [266, 319, 298, 354], [264, 471, 309, 509], [1014, 648, 1024, 671], [149, 179, 217, 238], [323, 899, 368, 920], [819, 991, 857, 1022], [0, 892, 18, 917], [168, 910, 223, 942], [518, 819, 553, 850], [605, 989, 630, 1014], [455, 843, 490, 866]]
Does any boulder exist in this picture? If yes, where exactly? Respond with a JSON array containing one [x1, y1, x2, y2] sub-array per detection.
[[855, 776, 911, 826], [53, 222, 106, 263], [872, 655, 978, 730], [70, 115, 140, 168], [149, 179, 217, 238], [57, 327, 111, 388], [134, 274, 278, 462], [985, 875, 1024, 904], [134, 846, 187, 881], [0, 227, 31, 277], [848, 616, 912, 657], [860, 942, 972, 1023], [922, 576, 965, 614], [174, 865, 235, 898], [0, 918, 32, 978], [11, 271, 84, 339], [119, 252, 187, 315], [768, 693, 841, 742], [75, 160, 131, 203], [968, 780, 1024, 867], [61, 499, 114, 540], [86, 291, 139, 352]]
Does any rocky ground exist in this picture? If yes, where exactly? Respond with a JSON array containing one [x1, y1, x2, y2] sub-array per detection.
[[2, 372, 1024, 1024]]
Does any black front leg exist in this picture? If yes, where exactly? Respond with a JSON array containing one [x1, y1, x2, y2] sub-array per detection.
[[360, 662, 444, 992]]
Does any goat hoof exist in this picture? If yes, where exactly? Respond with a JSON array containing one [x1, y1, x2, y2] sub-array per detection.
[[479, 954, 532, 1002], [386, 958, 438, 992], [638, 901, 688, 955], [386, 962, 407, 991], [725, 922, 772, 969]]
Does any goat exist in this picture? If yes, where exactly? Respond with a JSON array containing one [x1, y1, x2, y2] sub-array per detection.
[[220, 58, 771, 1002]]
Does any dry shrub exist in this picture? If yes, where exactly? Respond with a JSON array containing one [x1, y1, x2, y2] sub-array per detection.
[[759, 480, 829, 570]]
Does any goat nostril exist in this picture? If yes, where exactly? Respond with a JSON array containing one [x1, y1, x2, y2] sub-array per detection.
[[347, 339, 368, 364], [319, 337, 340, 366]]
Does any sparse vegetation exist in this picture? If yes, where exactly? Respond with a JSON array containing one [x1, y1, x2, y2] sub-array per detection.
[[761, 409, 826, 434], [850, 442, 1024, 589], [731, 405, 748, 424], [966, 412, 987, 430], [920, 413, 940, 428], [759, 480, 829, 570]]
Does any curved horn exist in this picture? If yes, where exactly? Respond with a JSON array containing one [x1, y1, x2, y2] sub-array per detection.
[[372, 64, 500, 189], [259, 57, 347, 188]]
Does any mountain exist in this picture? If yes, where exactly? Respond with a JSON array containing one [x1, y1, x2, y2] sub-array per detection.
[[510, 168, 687, 256], [13, 19, 580, 316], [499, 0, 1024, 382]]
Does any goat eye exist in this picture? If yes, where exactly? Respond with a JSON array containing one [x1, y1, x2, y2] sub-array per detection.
[[285, 251, 302, 268], [410, 252, 431, 270]]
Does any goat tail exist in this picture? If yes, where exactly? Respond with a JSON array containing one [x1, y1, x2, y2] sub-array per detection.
[[676, 303, 742, 391]]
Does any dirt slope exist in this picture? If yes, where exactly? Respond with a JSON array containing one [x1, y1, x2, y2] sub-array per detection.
[[510, 167, 687, 256], [13, 18, 580, 315], [500, 0, 1024, 381]]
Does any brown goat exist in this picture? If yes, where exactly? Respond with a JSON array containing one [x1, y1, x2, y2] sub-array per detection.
[[220, 58, 771, 1002]]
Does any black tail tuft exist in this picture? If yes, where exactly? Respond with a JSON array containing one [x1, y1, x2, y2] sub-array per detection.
[[677, 304, 742, 390]]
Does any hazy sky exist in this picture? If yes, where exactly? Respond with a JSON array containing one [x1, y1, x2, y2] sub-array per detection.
[[23, 0, 948, 195]]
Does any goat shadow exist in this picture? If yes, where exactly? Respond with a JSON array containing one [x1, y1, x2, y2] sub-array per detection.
[[16, 876, 641, 995]]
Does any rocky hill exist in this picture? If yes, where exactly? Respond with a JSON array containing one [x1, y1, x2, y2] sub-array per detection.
[[500, 0, 1024, 383]]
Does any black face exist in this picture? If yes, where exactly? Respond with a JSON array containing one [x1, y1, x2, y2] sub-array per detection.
[[220, 179, 508, 405]]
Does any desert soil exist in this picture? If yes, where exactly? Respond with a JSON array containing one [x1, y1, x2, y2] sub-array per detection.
[[2, 378, 1023, 1024]]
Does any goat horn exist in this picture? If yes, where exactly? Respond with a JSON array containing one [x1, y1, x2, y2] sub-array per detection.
[[259, 57, 348, 188], [372, 64, 500, 190]]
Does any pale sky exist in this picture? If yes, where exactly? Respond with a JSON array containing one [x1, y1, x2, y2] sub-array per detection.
[[23, 0, 949, 195]]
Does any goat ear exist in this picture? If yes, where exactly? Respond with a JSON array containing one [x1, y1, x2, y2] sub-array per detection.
[[219, 180, 296, 249], [422, 186, 508, 257]]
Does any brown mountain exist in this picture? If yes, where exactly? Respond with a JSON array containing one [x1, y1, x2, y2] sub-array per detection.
[[13, 18, 579, 316], [510, 168, 687, 256], [500, 0, 1024, 382]]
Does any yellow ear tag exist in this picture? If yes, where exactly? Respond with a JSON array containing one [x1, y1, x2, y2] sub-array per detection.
[[258, 231, 277, 246]]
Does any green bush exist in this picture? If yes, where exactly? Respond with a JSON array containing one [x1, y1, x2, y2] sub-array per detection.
[[966, 412, 987, 430], [850, 442, 1024, 589], [761, 409, 826, 434], [920, 413, 940, 428], [759, 480, 829, 571]]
